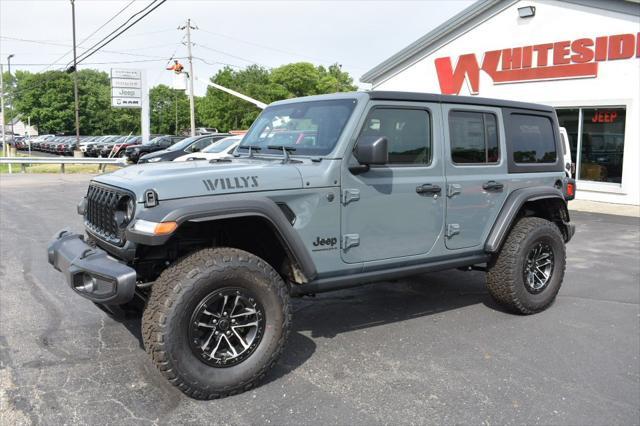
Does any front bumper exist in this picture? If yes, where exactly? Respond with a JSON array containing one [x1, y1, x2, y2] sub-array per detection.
[[47, 230, 137, 305]]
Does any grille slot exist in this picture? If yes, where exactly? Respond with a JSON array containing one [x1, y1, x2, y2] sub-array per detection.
[[84, 183, 131, 246]]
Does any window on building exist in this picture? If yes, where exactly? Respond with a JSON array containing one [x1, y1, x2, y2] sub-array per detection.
[[449, 111, 499, 164], [510, 114, 556, 163], [579, 108, 625, 184], [555, 107, 626, 185], [358, 108, 431, 164], [556, 109, 579, 163]]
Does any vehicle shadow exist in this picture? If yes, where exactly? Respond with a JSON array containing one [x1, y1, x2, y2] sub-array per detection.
[[291, 269, 496, 338], [111, 269, 498, 387]]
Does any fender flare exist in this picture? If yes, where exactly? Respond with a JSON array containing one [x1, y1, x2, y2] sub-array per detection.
[[126, 196, 318, 282], [484, 186, 569, 253]]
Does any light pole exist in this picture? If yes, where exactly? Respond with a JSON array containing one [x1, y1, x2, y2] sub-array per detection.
[[69, 0, 81, 150], [7, 54, 14, 140]]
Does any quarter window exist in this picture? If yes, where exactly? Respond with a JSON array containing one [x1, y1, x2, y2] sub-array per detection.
[[511, 114, 556, 163], [357, 108, 431, 164], [449, 111, 499, 164]]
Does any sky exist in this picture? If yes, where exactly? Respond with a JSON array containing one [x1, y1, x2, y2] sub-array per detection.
[[0, 0, 474, 95]]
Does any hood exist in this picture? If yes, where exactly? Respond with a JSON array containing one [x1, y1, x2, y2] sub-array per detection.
[[92, 158, 304, 201]]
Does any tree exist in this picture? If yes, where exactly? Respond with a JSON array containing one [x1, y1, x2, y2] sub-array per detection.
[[7, 61, 358, 135], [197, 62, 357, 132], [150, 84, 190, 134]]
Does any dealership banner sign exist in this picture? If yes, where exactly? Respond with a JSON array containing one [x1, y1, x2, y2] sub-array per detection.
[[111, 68, 142, 108], [435, 33, 640, 95]]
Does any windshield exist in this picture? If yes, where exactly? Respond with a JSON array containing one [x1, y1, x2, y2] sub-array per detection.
[[239, 99, 357, 156], [203, 136, 241, 153], [166, 135, 200, 151]]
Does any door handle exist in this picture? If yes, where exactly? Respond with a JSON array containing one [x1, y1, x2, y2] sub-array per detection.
[[416, 184, 442, 194], [483, 180, 504, 191]]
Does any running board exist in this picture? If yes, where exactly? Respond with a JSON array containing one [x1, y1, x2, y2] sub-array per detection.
[[291, 254, 490, 296]]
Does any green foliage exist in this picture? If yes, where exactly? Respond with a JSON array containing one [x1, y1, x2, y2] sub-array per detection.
[[149, 84, 190, 135], [198, 62, 357, 132], [6, 62, 358, 135]]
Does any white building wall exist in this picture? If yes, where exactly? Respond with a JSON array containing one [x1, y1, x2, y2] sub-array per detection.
[[372, 0, 640, 205]]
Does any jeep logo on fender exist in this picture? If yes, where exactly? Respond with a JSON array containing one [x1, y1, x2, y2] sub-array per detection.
[[203, 176, 259, 191], [312, 236, 338, 252], [435, 33, 640, 95]]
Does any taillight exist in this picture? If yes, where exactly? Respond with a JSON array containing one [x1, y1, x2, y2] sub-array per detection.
[[567, 182, 575, 197]]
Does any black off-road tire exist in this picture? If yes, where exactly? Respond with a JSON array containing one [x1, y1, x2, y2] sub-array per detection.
[[142, 247, 291, 399], [486, 216, 566, 315]]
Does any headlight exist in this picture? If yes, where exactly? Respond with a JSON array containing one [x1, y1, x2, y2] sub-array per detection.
[[147, 157, 162, 163], [114, 196, 135, 228]]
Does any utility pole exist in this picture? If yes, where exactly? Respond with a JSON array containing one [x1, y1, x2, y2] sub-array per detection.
[[1, 63, 6, 157], [6, 54, 14, 139], [179, 19, 196, 137], [174, 89, 178, 135], [1, 64, 11, 173], [70, 0, 81, 149]]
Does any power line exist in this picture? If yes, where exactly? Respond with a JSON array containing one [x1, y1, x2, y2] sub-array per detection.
[[42, 0, 137, 71], [67, 0, 168, 69], [198, 27, 335, 64], [70, 0, 160, 66], [1, 57, 188, 67], [0, 36, 167, 60], [192, 56, 243, 69], [196, 43, 267, 67]]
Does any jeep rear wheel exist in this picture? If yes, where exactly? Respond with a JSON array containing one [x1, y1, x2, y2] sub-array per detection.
[[486, 217, 566, 314], [142, 247, 291, 399]]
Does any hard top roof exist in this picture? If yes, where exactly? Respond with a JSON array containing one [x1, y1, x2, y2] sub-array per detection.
[[367, 91, 555, 112]]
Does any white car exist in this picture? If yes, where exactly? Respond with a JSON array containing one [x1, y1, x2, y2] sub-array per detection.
[[173, 136, 242, 162], [559, 127, 574, 178]]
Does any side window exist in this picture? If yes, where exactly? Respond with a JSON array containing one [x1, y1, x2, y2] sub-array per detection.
[[189, 137, 212, 152], [449, 111, 499, 164], [357, 108, 431, 165], [510, 114, 556, 163]]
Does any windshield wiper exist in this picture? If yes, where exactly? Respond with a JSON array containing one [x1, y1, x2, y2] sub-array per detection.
[[237, 145, 262, 158], [267, 145, 299, 163]]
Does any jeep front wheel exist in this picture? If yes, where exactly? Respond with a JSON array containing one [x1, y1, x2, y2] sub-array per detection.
[[142, 247, 291, 399], [486, 216, 566, 314]]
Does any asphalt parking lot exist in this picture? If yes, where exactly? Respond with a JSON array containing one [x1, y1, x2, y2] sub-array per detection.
[[1, 174, 638, 425]]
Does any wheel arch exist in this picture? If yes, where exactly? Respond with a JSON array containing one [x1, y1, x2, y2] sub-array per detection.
[[129, 196, 317, 283], [485, 186, 572, 254]]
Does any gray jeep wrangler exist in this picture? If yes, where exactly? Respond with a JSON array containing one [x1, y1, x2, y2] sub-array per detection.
[[48, 91, 575, 399]]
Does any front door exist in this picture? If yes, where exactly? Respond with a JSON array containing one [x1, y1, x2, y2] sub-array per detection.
[[340, 102, 445, 264], [443, 105, 509, 250]]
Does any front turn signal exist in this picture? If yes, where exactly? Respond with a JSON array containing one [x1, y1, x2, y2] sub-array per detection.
[[133, 219, 178, 236]]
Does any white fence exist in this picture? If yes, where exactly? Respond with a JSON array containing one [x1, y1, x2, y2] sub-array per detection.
[[0, 156, 128, 173]]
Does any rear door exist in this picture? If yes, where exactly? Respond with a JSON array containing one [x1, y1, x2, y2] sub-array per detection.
[[443, 105, 509, 250]]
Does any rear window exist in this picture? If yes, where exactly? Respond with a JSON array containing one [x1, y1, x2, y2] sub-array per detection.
[[511, 114, 556, 163]]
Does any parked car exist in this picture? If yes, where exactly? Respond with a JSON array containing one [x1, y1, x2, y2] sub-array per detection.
[[125, 135, 185, 163], [86, 136, 120, 157], [139, 134, 231, 163], [173, 135, 241, 162], [109, 135, 142, 158], [559, 127, 574, 178]]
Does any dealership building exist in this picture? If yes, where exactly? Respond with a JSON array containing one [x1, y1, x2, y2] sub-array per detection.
[[362, 0, 639, 205]]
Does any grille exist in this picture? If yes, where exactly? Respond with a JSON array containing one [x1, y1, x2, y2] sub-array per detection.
[[84, 183, 131, 246]]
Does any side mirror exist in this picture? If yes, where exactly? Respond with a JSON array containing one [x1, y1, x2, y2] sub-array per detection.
[[191, 146, 200, 152], [350, 136, 388, 174]]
